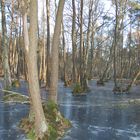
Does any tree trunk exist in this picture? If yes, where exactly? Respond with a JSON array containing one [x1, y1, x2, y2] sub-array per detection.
[[89, 27, 95, 79], [62, 22, 67, 83], [72, 0, 77, 83], [82, 0, 93, 90], [1, 0, 11, 88], [113, 0, 119, 89], [22, 0, 48, 138], [42, 6, 46, 83], [49, 0, 65, 103], [46, 0, 51, 87], [80, 0, 84, 87]]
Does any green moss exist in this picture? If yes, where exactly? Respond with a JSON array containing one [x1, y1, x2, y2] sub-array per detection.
[[27, 129, 36, 140], [115, 104, 128, 109], [20, 101, 71, 140], [72, 83, 88, 96], [47, 101, 58, 112], [3, 93, 29, 103], [72, 83, 83, 94], [12, 80, 20, 87], [48, 124, 58, 140], [63, 118, 71, 127]]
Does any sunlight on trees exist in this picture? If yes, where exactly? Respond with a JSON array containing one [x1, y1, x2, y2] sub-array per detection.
[[0, 0, 140, 139]]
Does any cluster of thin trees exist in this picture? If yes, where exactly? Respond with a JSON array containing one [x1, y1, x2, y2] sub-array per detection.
[[0, 0, 140, 138], [62, 0, 139, 91], [1, 0, 64, 138]]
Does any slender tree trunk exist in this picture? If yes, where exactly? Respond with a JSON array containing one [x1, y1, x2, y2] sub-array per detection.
[[128, 19, 132, 78], [17, 16, 22, 79], [42, 6, 46, 83], [49, 0, 65, 103], [46, 0, 51, 87], [39, 45, 43, 81], [62, 22, 67, 83], [13, 36, 18, 78], [72, 0, 77, 83], [82, 0, 93, 90], [80, 0, 83, 87], [113, 0, 119, 89], [1, 0, 11, 88], [90, 27, 95, 78], [22, 0, 48, 138], [113, 0, 127, 90]]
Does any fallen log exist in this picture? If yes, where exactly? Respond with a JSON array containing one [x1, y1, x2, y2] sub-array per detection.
[[0, 89, 29, 104]]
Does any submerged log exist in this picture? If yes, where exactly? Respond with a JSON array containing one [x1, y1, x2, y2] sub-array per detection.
[[0, 88, 25, 95], [0, 89, 29, 104], [3, 94, 29, 104]]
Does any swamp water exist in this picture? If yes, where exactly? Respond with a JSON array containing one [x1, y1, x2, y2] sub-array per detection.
[[0, 80, 140, 140]]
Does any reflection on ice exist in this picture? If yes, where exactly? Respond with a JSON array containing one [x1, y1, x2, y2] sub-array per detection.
[[60, 80, 140, 140], [0, 92, 29, 140], [130, 137, 140, 140], [0, 80, 140, 140], [87, 124, 140, 138]]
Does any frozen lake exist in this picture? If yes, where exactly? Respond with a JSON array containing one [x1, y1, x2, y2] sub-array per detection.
[[0, 80, 140, 140]]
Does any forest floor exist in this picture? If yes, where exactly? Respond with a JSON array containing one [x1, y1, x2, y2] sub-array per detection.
[[0, 79, 140, 140]]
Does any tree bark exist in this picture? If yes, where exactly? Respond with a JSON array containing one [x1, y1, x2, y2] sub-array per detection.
[[62, 22, 67, 83], [82, 0, 93, 90], [113, 0, 119, 89], [80, 0, 84, 87], [72, 0, 77, 83], [46, 0, 51, 87], [22, 0, 48, 138], [1, 0, 11, 88], [49, 0, 65, 103]]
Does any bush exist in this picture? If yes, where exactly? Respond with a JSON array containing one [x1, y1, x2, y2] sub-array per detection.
[[72, 83, 83, 94], [20, 101, 71, 140], [64, 79, 72, 87], [12, 80, 20, 87]]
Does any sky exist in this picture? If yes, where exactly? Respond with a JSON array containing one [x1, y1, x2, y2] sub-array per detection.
[[0, 0, 132, 48], [0, 0, 112, 32]]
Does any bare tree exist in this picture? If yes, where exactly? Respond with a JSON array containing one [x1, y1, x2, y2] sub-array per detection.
[[82, 0, 93, 90], [21, 0, 48, 138], [46, 0, 51, 87], [72, 0, 77, 83], [1, 0, 12, 88], [79, 0, 84, 87], [49, 0, 65, 103]]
